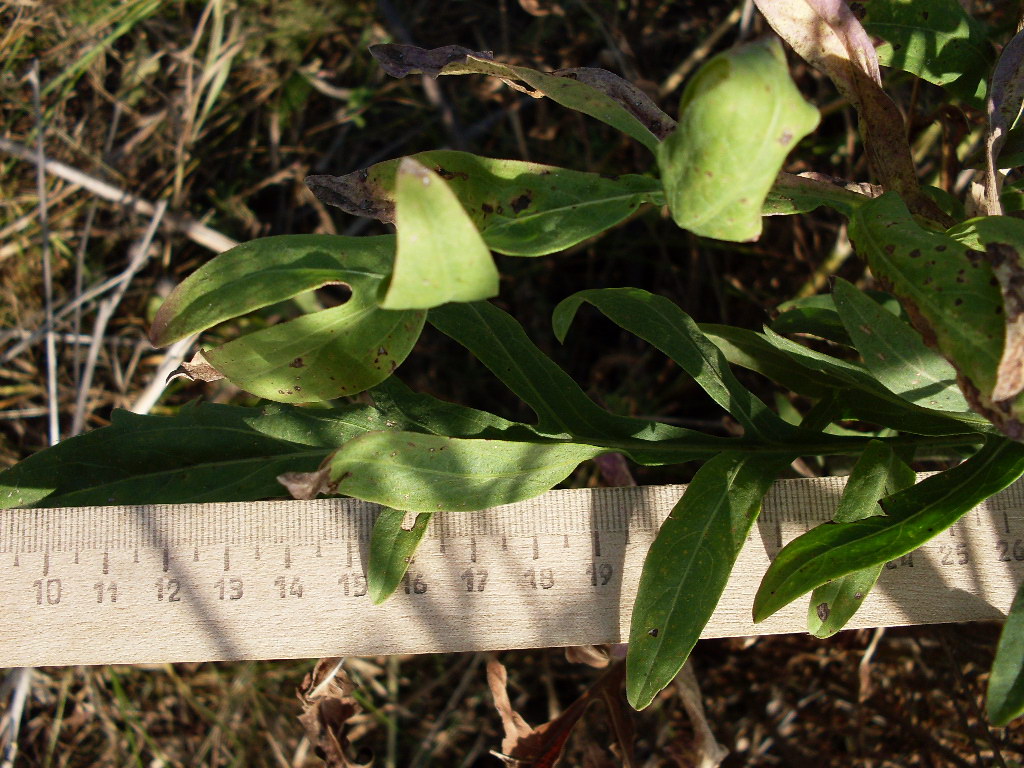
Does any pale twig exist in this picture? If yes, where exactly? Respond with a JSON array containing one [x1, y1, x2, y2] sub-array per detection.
[[659, 5, 743, 98], [70, 201, 167, 436], [129, 333, 199, 415], [28, 61, 59, 447], [0, 668, 32, 768], [0, 137, 238, 253]]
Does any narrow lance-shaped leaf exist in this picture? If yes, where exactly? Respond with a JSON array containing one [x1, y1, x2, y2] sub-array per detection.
[[429, 301, 735, 465], [849, 193, 1010, 431], [292, 431, 604, 513], [762, 325, 992, 435], [553, 287, 800, 442], [307, 150, 662, 257], [754, 437, 1024, 622], [833, 277, 971, 413], [754, 0, 949, 225], [381, 157, 498, 309], [856, 0, 992, 108], [626, 452, 789, 709], [151, 235, 425, 403], [807, 440, 916, 637], [369, 44, 674, 152], [0, 401, 406, 509], [368, 508, 432, 604], [987, 578, 1024, 725], [658, 37, 819, 241]]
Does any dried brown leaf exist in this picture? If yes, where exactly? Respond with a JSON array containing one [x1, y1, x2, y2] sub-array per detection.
[[278, 467, 334, 500], [486, 657, 635, 768], [754, 0, 949, 225], [297, 659, 372, 768], [517, 0, 564, 16], [674, 662, 729, 768], [165, 350, 224, 384], [549, 68, 675, 140], [369, 44, 494, 78], [565, 645, 611, 669]]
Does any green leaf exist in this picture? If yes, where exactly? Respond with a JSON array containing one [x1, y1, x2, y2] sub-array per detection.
[[658, 37, 819, 241], [368, 507, 432, 604], [429, 301, 734, 463], [833, 278, 971, 413], [322, 431, 603, 513], [380, 158, 498, 309], [626, 452, 787, 709], [369, 44, 674, 152], [762, 326, 991, 435], [0, 402, 399, 509], [772, 297, 853, 346], [988, 578, 1024, 725], [754, 437, 1024, 622], [553, 288, 798, 442], [371, 376, 538, 440], [848, 194, 1005, 413], [859, 0, 993, 107], [151, 234, 425, 402], [807, 440, 916, 638], [762, 173, 871, 218], [307, 151, 663, 257]]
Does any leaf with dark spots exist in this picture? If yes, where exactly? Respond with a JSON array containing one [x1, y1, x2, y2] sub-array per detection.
[[367, 43, 666, 151], [308, 151, 661, 257], [369, 43, 493, 78], [849, 194, 1012, 432], [550, 66, 675, 140], [657, 38, 819, 241]]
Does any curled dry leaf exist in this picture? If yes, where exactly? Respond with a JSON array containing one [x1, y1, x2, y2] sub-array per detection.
[[487, 657, 636, 768], [297, 658, 372, 768], [674, 662, 729, 768], [565, 645, 611, 669], [518, 0, 564, 16], [278, 467, 334, 500], [985, 29, 1024, 215], [367, 43, 671, 152], [369, 44, 494, 78], [550, 67, 675, 140], [165, 350, 223, 384]]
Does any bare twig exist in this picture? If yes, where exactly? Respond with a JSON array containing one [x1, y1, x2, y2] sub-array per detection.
[[0, 137, 238, 253], [70, 201, 167, 436], [659, 5, 743, 98], [28, 61, 59, 447]]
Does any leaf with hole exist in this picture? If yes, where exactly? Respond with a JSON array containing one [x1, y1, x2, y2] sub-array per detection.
[[151, 235, 425, 402], [368, 507, 432, 604]]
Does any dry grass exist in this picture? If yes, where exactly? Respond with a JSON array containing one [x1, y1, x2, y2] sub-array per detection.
[[2, 0, 1023, 765]]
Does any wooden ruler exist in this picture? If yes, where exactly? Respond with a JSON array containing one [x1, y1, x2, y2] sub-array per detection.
[[2, 475, 1023, 668]]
